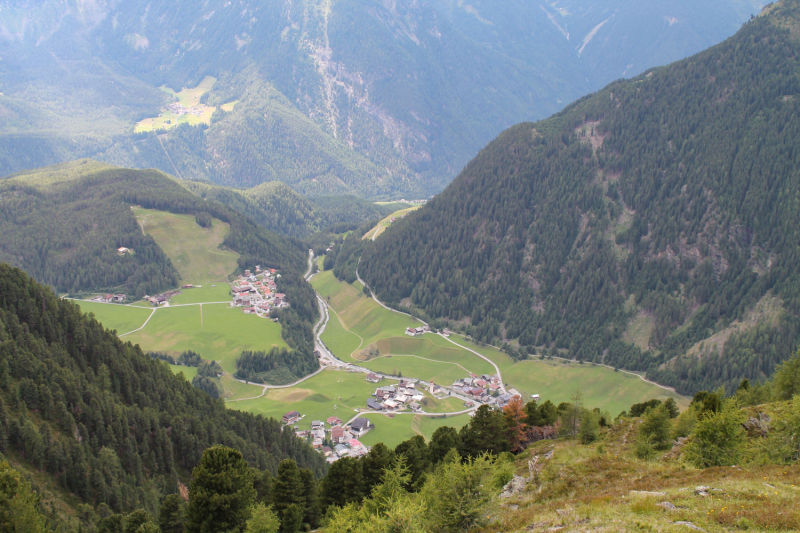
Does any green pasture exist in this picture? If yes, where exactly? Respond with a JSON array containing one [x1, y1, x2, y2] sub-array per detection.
[[229, 369, 376, 429], [169, 364, 197, 381], [312, 271, 419, 350], [163, 76, 217, 107], [320, 309, 362, 363], [359, 415, 419, 449], [170, 284, 232, 305], [73, 301, 152, 335], [124, 303, 286, 375], [133, 207, 239, 285]]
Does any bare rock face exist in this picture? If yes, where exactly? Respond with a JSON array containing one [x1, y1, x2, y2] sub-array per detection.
[[500, 475, 527, 498]]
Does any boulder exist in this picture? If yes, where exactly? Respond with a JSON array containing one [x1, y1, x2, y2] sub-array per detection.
[[500, 475, 527, 498]]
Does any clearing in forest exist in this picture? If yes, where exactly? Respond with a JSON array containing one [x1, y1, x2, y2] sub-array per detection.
[[133, 207, 239, 286]]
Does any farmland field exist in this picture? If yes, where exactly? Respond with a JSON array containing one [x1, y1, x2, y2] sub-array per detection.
[[73, 300, 152, 335], [133, 207, 239, 286], [313, 270, 494, 383], [170, 284, 232, 305], [443, 333, 689, 416], [135, 76, 218, 133], [230, 369, 471, 448], [124, 303, 286, 374]]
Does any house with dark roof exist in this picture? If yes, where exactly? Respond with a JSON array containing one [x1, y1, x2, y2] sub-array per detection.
[[349, 417, 372, 437]]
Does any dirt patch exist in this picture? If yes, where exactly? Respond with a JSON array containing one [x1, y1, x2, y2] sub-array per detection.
[[266, 388, 313, 402]]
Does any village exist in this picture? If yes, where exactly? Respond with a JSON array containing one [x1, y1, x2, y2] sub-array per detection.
[[283, 411, 374, 464], [230, 266, 289, 316], [162, 101, 210, 119]]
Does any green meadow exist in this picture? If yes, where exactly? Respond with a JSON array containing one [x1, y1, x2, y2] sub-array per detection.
[[124, 303, 286, 375], [73, 301, 152, 335], [313, 270, 493, 383], [133, 207, 239, 286], [134, 76, 218, 133], [170, 284, 232, 305], [443, 333, 690, 416], [229, 369, 471, 448]]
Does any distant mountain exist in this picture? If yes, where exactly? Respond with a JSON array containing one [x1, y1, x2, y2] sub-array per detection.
[[0, 0, 766, 197], [360, 0, 800, 396]]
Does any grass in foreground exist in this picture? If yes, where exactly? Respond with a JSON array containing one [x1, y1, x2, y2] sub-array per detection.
[[133, 207, 239, 286], [486, 423, 800, 533]]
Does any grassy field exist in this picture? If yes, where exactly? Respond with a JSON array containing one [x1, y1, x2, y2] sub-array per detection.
[[444, 333, 689, 416], [124, 303, 286, 375], [1, 159, 116, 190], [170, 284, 232, 305], [230, 370, 376, 428], [72, 301, 152, 335], [169, 364, 197, 381], [362, 206, 421, 241], [135, 76, 218, 133], [313, 271, 493, 383], [133, 207, 239, 286], [229, 369, 472, 447]]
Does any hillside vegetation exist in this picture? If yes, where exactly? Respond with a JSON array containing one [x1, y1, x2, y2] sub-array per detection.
[[178, 179, 395, 238], [0, 264, 325, 528], [360, 0, 800, 396]]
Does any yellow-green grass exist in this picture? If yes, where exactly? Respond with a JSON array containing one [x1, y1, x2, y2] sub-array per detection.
[[170, 284, 232, 305], [417, 413, 472, 439], [73, 301, 152, 335], [1, 159, 116, 189], [219, 374, 263, 400], [362, 206, 421, 241], [220, 101, 239, 112], [134, 76, 217, 132], [229, 369, 377, 429], [133, 207, 239, 285], [124, 304, 286, 375], [419, 393, 465, 414], [134, 107, 215, 133]]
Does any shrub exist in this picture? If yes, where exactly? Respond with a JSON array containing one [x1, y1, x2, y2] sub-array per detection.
[[683, 400, 746, 468]]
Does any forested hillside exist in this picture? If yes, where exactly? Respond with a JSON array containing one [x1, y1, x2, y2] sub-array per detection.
[[0, 160, 320, 369], [178, 179, 395, 238], [0, 0, 764, 195], [0, 264, 325, 525], [361, 0, 800, 396]]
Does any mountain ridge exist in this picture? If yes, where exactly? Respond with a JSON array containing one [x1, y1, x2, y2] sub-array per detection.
[[359, 0, 800, 396]]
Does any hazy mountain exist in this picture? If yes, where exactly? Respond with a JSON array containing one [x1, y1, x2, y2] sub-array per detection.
[[0, 0, 766, 197], [360, 0, 800, 395]]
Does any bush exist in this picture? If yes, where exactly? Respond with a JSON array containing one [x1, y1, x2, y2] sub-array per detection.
[[638, 404, 673, 451], [195, 211, 213, 228], [683, 400, 746, 468]]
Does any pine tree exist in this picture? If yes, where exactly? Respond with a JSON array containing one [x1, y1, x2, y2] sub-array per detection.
[[185, 446, 256, 533], [271, 459, 306, 532], [458, 405, 510, 457], [158, 494, 186, 533], [428, 427, 461, 465]]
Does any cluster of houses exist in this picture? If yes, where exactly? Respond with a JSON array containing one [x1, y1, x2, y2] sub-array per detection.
[[231, 267, 289, 316], [405, 325, 431, 337], [283, 412, 374, 463], [164, 101, 208, 118], [143, 289, 183, 307], [90, 294, 127, 303], [365, 377, 426, 412], [452, 374, 522, 408]]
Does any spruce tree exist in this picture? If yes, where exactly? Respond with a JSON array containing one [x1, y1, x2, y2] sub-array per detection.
[[158, 494, 186, 533], [271, 459, 306, 532], [185, 446, 256, 533]]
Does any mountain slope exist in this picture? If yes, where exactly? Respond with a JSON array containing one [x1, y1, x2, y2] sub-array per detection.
[[0, 0, 766, 195], [0, 263, 325, 522], [177, 178, 395, 238], [360, 0, 800, 396]]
